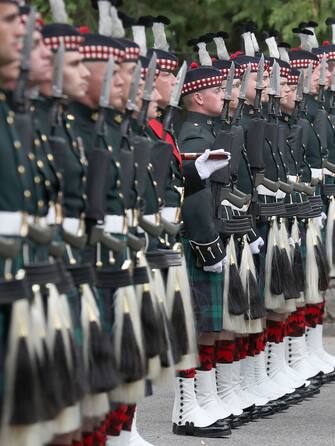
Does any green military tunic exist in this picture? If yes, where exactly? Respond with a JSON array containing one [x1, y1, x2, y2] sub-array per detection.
[[178, 111, 226, 332], [35, 96, 88, 221], [304, 95, 324, 169]]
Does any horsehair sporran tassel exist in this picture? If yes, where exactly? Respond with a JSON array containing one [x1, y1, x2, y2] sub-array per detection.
[[305, 221, 322, 304], [30, 287, 61, 442], [240, 239, 265, 322], [83, 284, 121, 394], [0, 290, 41, 446], [228, 248, 249, 316], [80, 284, 109, 419], [174, 255, 198, 369], [111, 285, 146, 404], [136, 254, 161, 380], [8, 300, 40, 424], [270, 220, 282, 296], [278, 220, 299, 301], [222, 236, 246, 333], [46, 284, 81, 435], [290, 218, 305, 295], [311, 218, 330, 290], [166, 265, 191, 370], [151, 268, 176, 386], [265, 218, 285, 310], [245, 241, 264, 332]]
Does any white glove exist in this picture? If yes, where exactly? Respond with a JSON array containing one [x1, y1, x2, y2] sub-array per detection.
[[203, 260, 224, 273], [249, 237, 265, 254], [314, 211, 327, 229], [195, 149, 230, 180]]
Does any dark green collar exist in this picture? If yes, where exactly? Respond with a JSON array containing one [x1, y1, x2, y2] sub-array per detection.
[[280, 112, 291, 123], [69, 101, 97, 123], [185, 111, 217, 126], [106, 108, 124, 127]]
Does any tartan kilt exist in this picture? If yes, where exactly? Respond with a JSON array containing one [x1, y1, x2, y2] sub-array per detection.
[[182, 238, 224, 332]]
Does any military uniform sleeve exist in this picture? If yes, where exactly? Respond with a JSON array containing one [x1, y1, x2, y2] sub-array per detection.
[[183, 162, 205, 197]]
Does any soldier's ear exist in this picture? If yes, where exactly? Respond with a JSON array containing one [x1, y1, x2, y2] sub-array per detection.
[[194, 91, 204, 105]]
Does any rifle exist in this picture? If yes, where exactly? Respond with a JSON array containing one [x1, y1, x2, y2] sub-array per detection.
[[12, 7, 36, 113], [162, 61, 187, 136], [220, 62, 235, 128], [137, 53, 157, 130], [86, 56, 117, 223], [232, 64, 251, 126]]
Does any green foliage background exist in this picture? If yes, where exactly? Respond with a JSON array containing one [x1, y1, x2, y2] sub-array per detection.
[[31, 0, 335, 56]]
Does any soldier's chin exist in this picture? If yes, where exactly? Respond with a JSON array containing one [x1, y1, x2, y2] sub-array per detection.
[[0, 63, 19, 84]]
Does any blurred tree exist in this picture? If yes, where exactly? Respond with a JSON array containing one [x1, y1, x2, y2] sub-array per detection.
[[31, 0, 335, 55]]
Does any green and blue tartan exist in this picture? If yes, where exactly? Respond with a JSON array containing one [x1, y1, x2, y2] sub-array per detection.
[[182, 238, 224, 333]]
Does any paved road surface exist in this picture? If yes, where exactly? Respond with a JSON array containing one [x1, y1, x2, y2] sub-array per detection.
[[137, 328, 335, 446]]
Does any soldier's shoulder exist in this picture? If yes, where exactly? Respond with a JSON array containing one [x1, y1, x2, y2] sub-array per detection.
[[178, 120, 210, 143]]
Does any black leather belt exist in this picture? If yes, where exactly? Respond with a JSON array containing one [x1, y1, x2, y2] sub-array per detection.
[[132, 266, 149, 285], [296, 201, 313, 218], [0, 278, 31, 304], [254, 202, 287, 217], [285, 203, 299, 217], [146, 250, 182, 269], [67, 263, 96, 286], [285, 201, 313, 218], [95, 269, 132, 289], [217, 215, 253, 235], [303, 196, 323, 218], [25, 263, 61, 286], [56, 260, 75, 294], [321, 183, 335, 196], [309, 196, 323, 209]]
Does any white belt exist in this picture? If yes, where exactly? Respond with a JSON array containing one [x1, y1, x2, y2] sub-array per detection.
[[161, 207, 179, 223], [104, 214, 126, 234], [0, 211, 25, 236], [137, 214, 156, 234], [256, 184, 277, 197], [126, 209, 134, 227], [46, 205, 57, 225], [311, 168, 323, 180], [287, 175, 298, 183], [63, 218, 81, 235], [221, 200, 249, 212], [37, 217, 48, 227], [276, 190, 286, 199]]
